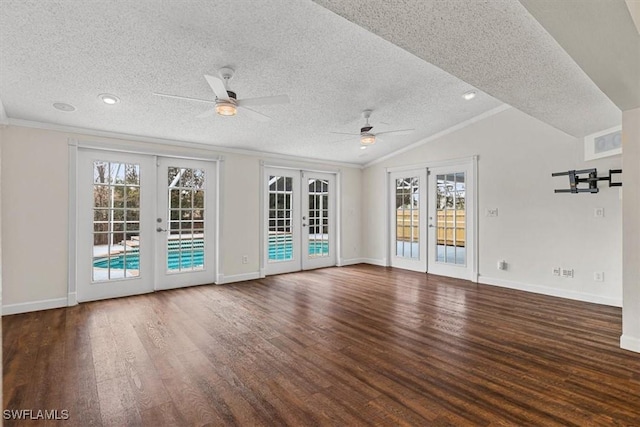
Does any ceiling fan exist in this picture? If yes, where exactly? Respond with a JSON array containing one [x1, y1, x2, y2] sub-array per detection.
[[331, 110, 414, 146], [153, 67, 289, 122]]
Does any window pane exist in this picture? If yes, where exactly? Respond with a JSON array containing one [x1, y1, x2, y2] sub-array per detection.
[[93, 161, 142, 282], [396, 177, 419, 259]]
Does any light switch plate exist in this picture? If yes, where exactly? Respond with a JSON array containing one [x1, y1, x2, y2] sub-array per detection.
[[486, 208, 498, 217]]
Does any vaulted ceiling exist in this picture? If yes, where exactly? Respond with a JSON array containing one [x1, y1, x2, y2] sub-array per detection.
[[0, 0, 635, 165]]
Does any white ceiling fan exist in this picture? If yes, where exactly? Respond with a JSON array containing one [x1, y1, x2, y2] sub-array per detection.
[[331, 110, 414, 146], [153, 67, 289, 122]]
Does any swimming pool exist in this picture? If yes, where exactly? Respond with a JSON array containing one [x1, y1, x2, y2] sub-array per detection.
[[268, 241, 329, 260], [93, 249, 205, 270], [93, 237, 330, 269]]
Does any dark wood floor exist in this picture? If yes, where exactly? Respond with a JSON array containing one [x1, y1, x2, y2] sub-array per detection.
[[3, 265, 640, 426]]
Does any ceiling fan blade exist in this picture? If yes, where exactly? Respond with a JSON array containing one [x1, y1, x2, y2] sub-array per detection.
[[195, 109, 217, 119], [237, 94, 290, 107], [330, 131, 360, 136], [237, 105, 271, 122], [204, 74, 229, 101], [375, 129, 415, 136], [153, 92, 216, 104]]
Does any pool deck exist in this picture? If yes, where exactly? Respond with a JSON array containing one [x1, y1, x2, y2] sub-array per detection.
[[93, 240, 139, 258]]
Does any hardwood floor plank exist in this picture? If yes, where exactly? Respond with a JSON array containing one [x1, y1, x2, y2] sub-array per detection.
[[95, 375, 142, 426], [139, 401, 186, 427], [4, 265, 640, 426]]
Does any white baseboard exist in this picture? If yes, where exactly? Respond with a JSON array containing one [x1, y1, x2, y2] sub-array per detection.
[[67, 292, 78, 306], [620, 334, 640, 353], [218, 272, 261, 284], [361, 258, 387, 267], [340, 258, 366, 266], [2, 297, 68, 315], [479, 276, 622, 307]]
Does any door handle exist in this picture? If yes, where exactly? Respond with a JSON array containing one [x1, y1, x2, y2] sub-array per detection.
[[428, 224, 435, 228], [302, 223, 307, 227], [156, 227, 167, 232]]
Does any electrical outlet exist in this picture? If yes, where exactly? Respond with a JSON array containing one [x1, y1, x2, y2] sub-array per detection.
[[594, 207, 604, 218], [561, 268, 574, 278], [552, 267, 561, 276], [497, 260, 507, 270], [594, 272, 604, 282], [242, 255, 248, 264]]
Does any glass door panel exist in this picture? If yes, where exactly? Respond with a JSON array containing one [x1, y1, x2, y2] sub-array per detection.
[[92, 161, 141, 281], [302, 172, 335, 270], [268, 175, 294, 262], [395, 177, 420, 259], [428, 163, 474, 280], [389, 170, 427, 272], [264, 168, 301, 275], [77, 150, 155, 302], [156, 158, 216, 290], [307, 178, 329, 258], [166, 166, 206, 273], [434, 172, 466, 265]]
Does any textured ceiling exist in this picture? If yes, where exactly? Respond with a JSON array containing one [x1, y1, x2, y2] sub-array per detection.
[[313, 0, 623, 138], [0, 0, 625, 166], [520, 0, 640, 111]]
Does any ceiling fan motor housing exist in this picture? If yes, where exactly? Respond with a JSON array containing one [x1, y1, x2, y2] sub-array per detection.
[[360, 125, 373, 134]]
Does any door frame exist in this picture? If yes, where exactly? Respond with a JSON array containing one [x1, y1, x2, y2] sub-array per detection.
[[259, 161, 341, 277], [385, 156, 478, 282], [68, 138, 222, 305]]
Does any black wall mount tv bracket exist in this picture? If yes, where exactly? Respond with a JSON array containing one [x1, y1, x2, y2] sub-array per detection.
[[552, 168, 622, 193]]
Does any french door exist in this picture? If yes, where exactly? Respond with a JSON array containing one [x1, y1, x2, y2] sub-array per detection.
[[389, 170, 427, 272], [155, 157, 216, 290], [388, 160, 475, 280], [427, 164, 474, 280], [264, 167, 336, 276], [77, 149, 216, 302], [302, 172, 336, 270]]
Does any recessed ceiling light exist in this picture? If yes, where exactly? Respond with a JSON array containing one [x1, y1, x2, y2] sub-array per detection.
[[462, 90, 477, 101], [53, 102, 76, 112], [99, 94, 120, 105], [360, 146, 367, 150]]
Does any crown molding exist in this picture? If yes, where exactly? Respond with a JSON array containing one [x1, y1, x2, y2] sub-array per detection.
[[363, 104, 512, 168], [0, 96, 8, 127], [5, 118, 363, 169]]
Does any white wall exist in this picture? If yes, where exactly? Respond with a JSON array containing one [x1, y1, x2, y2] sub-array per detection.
[[2, 127, 69, 307], [0, 125, 4, 408], [0, 125, 362, 312], [339, 166, 362, 264], [622, 107, 640, 352], [362, 107, 622, 306]]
